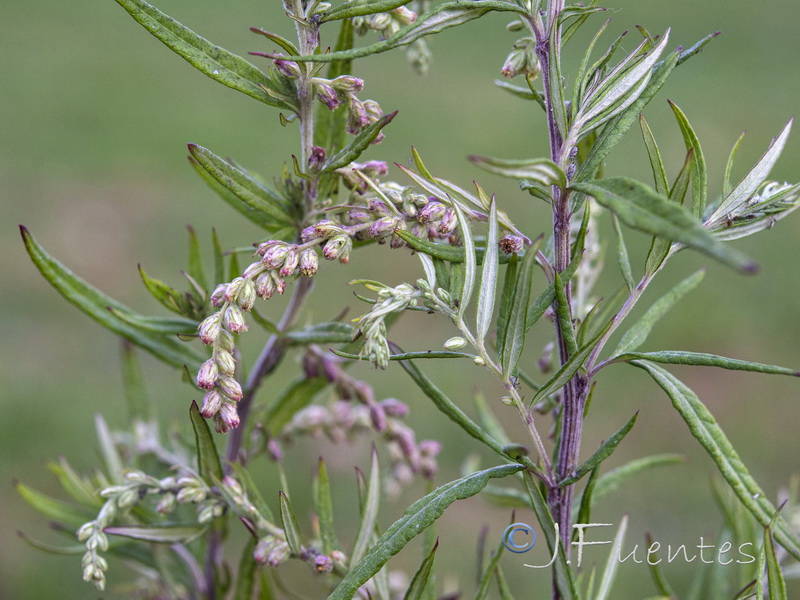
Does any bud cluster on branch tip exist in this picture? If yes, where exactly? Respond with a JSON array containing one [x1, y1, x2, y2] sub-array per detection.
[[501, 37, 541, 79], [355, 283, 421, 369], [353, 6, 417, 40], [77, 471, 226, 590], [310, 73, 384, 137]]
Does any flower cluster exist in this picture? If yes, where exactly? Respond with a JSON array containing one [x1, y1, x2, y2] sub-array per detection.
[[77, 470, 225, 591], [352, 5, 417, 40]]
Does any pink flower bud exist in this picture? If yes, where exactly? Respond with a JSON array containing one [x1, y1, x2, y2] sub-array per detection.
[[437, 208, 457, 234], [369, 216, 397, 238], [347, 97, 369, 134], [198, 313, 222, 345], [381, 397, 409, 417], [217, 329, 235, 352], [223, 304, 248, 333], [322, 235, 350, 261], [242, 261, 267, 279], [237, 279, 257, 311], [210, 284, 228, 307], [299, 249, 319, 276], [308, 146, 326, 171], [279, 248, 299, 277], [316, 83, 340, 111], [218, 401, 240, 431], [215, 349, 236, 377], [261, 243, 290, 269], [271, 272, 286, 295], [419, 439, 442, 456], [273, 58, 300, 79], [418, 201, 447, 224], [196, 359, 219, 390], [255, 271, 276, 299], [218, 377, 243, 402], [330, 75, 364, 93], [224, 277, 245, 303], [201, 389, 223, 418], [314, 554, 334, 573], [392, 6, 417, 25]]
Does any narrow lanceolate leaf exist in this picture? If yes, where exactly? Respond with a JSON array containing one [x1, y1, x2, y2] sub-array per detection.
[[121, 342, 150, 422], [475, 540, 505, 600], [613, 269, 704, 356], [104, 525, 203, 543], [189, 401, 223, 485], [95, 415, 124, 484], [723, 132, 747, 200], [709, 119, 793, 224], [186, 226, 207, 292], [592, 454, 685, 501], [573, 31, 670, 135], [114, 0, 295, 110], [233, 537, 259, 600], [644, 149, 693, 276], [403, 539, 438, 600], [547, 21, 568, 139], [632, 361, 800, 561], [315, 459, 338, 555], [109, 308, 199, 335], [530, 320, 612, 406], [468, 156, 566, 189], [611, 213, 635, 291], [453, 204, 476, 321], [523, 473, 579, 600], [668, 101, 707, 219], [350, 447, 381, 567], [229, 462, 275, 523], [595, 516, 628, 600], [639, 114, 669, 196], [333, 350, 473, 361], [393, 349, 507, 459], [14, 482, 95, 527], [500, 243, 539, 379], [553, 271, 579, 357], [574, 48, 680, 185], [279, 491, 303, 556], [612, 351, 800, 377], [321, 112, 398, 172], [476, 199, 499, 344], [47, 458, 102, 509], [571, 178, 757, 273], [321, 0, 415, 22], [559, 412, 638, 487], [188, 145, 292, 228], [283, 322, 355, 345], [294, 2, 523, 62], [765, 526, 788, 600], [20, 227, 204, 370], [525, 256, 581, 332], [326, 464, 524, 600], [393, 229, 519, 265]]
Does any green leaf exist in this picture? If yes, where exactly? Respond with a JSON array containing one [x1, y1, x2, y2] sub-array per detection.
[[211, 228, 224, 288], [46, 458, 102, 510], [403, 539, 438, 600], [109, 308, 199, 336], [708, 119, 793, 226], [249, 27, 298, 56], [475, 540, 505, 600], [321, 111, 398, 172], [547, 21, 568, 139], [279, 490, 303, 556], [292, 2, 524, 63], [644, 149, 693, 276], [611, 213, 635, 291], [351, 446, 381, 566], [314, 459, 338, 555], [233, 537, 259, 600], [571, 178, 757, 273], [95, 414, 124, 484], [723, 132, 747, 200], [20, 227, 204, 370], [120, 342, 150, 422], [468, 156, 566, 189], [574, 48, 680, 186], [476, 199, 499, 344], [559, 412, 638, 487], [185, 226, 207, 292], [525, 256, 580, 332], [326, 464, 524, 600], [632, 361, 800, 561], [15, 481, 95, 527], [333, 349, 473, 361], [393, 229, 519, 265], [496, 255, 519, 359], [114, 0, 295, 110], [765, 525, 788, 600], [613, 269, 705, 356], [668, 101, 707, 219], [474, 391, 512, 448], [454, 204, 476, 321], [189, 400, 223, 485], [500, 243, 539, 379], [553, 271, 579, 357], [612, 351, 800, 377], [188, 145, 293, 228], [592, 454, 685, 501], [137, 264, 185, 315], [595, 515, 628, 600], [523, 472, 579, 600], [104, 524, 203, 543], [322, 0, 415, 22], [639, 114, 669, 196], [643, 532, 678, 598], [284, 321, 355, 345], [561, 0, 604, 45], [574, 468, 599, 536], [229, 462, 275, 523], [16, 532, 90, 555]]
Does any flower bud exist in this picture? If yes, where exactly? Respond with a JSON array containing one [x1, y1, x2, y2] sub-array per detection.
[[273, 58, 300, 79], [314, 554, 334, 573], [363, 99, 383, 120], [196, 359, 219, 390], [419, 439, 442, 456], [255, 271, 277, 299], [261, 243, 289, 269], [224, 277, 246, 303], [308, 145, 326, 171], [369, 13, 392, 31], [242, 261, 267, 279], [223, 304, 248, 333], [322, 235, 350, 261], [218, 377, 243, 402], [216, 329, 234, 352], [381, 397, 408, 417], [210, 284, 228, 307], [369, 402, 387, 432], [201, 389, 223, 417], [346, 97, 369, 134], [499, 234, 524, 255], [316, 83, 340, 111], [237, 279, 257, 311], [443, 336, 468, 351], [299, 249, 319, 276], [473, 356, 486, 366], [418, 201, 447, 223], [501, 47, 527, 78], [215, 349, 236, 377], [198, 313, 222, 345], [370, 215, 398, 238], [254, 537, 277, 565], [279, 248, 299, 277], [271, 271, 287, 294], [437, 207, 457, 234], [218, 401, 241, 431], [330, 75, 364, 93], [157, 493, 177, 514], [501, 396, 514, 406], [392, 6, 417, 25]]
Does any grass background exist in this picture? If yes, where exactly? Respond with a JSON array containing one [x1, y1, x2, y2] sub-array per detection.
[[3, 0, 800, 597]]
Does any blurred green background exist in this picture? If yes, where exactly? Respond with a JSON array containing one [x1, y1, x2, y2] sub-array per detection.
[[3, 0, 800, 597]]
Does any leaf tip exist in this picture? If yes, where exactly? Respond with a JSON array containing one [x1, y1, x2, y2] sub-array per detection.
[[18, 224, 30, 238]]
